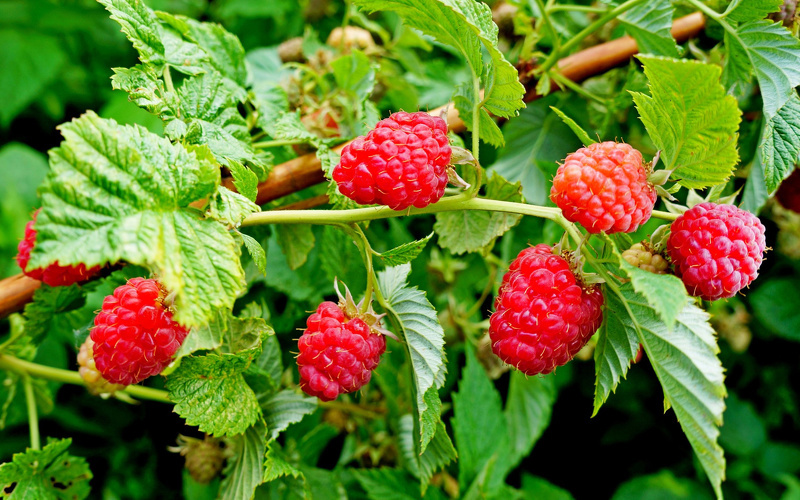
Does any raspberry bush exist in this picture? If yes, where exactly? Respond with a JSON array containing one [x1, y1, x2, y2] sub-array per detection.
[[0, 0, 799, 498]]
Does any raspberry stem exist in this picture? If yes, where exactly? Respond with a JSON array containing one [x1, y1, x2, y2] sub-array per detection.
[[24, 375, 40, 451], [0, 354, 172, 404]]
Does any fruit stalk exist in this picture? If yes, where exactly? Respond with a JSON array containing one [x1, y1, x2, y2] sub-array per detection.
[[24, 376, 40, 451]]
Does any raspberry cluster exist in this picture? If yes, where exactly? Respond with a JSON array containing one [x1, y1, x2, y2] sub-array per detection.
[[550, 141, 656, 234], [668, 203, 766, 301], [332, 111, 452, 210], [16, 210, 99, 286], [297, 301, 386, 401], [489, 245, 604, 375], [91, 278, 188, 385]]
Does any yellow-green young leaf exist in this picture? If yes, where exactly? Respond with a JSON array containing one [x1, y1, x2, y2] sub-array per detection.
[[353, 0, 524, 119], [111, 64, 175, 119], [726, 0, 783, 23], [219, 422, 267, 500], [434, 172, 524, 254], [760, 91, 800, 192], [98, 0, 166, 66], [377, 264, 446, 454], [726, 20, 800, 118], [242, 233, 267, 277], [29, 112, 244, 328], [208, 186, 259, 227], [0, 438, 92, 500], [549, 106, 595, 145], [175, 308, 231, 359], [399, 416, 457, 494], [619, 0, 679, 57], [227, 159, 258, 202], [454, 82, 505, 147], [331, 49, 376, 101], [632, 56, 741, 188], [379, 232, 433, 267]]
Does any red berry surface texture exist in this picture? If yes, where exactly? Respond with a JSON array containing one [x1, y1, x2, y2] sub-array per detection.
[[332, 111, 452, 210], [668, 202, 766, 301], [91, 278, 188, 386], [489, 244, 604, 375], [550, 141, 657, 234], [16, 210, 99, 286], [297, 301, 386, 401]]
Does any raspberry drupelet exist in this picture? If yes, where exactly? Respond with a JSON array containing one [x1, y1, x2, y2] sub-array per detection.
[[489, 244, 604, 376], [332, 111, 452, 210], [667, 202, 766, 301], [550, 141, 657, 234], [91, 278, 188, 385], [297, 301, 386, 401]]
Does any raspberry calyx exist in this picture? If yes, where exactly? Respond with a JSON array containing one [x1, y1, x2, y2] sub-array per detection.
[[332, 111, 453, 210], [550, 141, 657, 234], [489, 244, 605, 376], [667, 202, 766, 301], [90, 278, 188, 386]]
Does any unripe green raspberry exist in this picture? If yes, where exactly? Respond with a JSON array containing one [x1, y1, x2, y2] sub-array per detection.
[[622, 243, 669, 274], [77, 338, 125, 396], [172, 435, 227, 484]]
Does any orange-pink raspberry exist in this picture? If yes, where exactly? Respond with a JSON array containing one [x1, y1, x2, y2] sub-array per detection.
[[667, 202, 766, 301], [91, 278, 188, 385], [489, 244, 604, 376], [550, 141, 657, 233], [297, 302, 386, 401], [16, 210, 100, 286], [332, 111, 452, 210]]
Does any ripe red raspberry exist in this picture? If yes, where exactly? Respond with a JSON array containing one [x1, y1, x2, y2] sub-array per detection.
[[489, 244, 604, 375], [550, 141, 657, 233], [91, 278, 188, 385], [667, 202, 766, 301], [776, 168, 800, 213], [16, 210, 100, 286], [332, 111, 452, 210], [77, 337, 125, 396], [297, 301, 386, 401]]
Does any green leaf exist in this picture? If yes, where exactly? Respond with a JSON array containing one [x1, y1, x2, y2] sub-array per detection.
[[399, 416, 457, 492], [454, 82, 505, 148], [275, 225, 315, 271], [611, 470, 713, 500], [726, 20, 800, 118], [227, 159, 259, 202], [177, 71, 265, 174], [504, 372, 556, 468], [355, 468, 447, 500], [29, 112, 243, 328], [0, 438, 92, 500], [491, 99, 581, 205], [261, 390, 318, 441], [22, 285, 85, 347], [219, 422, 267, 500], [435, 172, 523, 254], [208, 186, 260, 227], [721, 29, 753, 97], [176, 15, 248, 92], [720, 393, 767, 456], [619, 0, 679, 57], [331, 50, 376, 101], [263, 441, 303, 483], [98, 0, 166, 66], [453, 345, 508, 492], [0, 30, 67, 127], [750, 278, 800, 341], [242, 233, 268, 277], [601, 284, 727, 499], [379, 233, 433, 267], [592, 286, 644, 414], [111, 64, 177, 119], [521, 474, 574, 500], [759, 92, 800, 192], [632, 56, 741, 188], [377, 264, 446, 453], [741, 143, 770, 214], [726, 0, 783, 23], [167, 317, 268, 436], [549, 106, 595, 146], [176, 309, 229, 359], [603, 234, 688, 329], [353, 0, 524, 119]]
